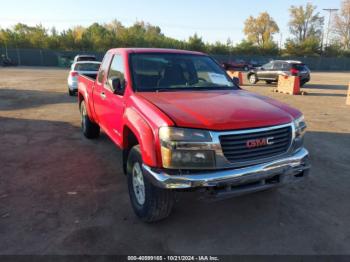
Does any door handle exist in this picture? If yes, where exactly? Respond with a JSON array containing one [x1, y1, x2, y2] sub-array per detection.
[[100, 92, 106, 100]]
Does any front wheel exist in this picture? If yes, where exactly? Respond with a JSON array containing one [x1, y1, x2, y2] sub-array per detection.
[[300, 80, 307, 87], [248, 74, 258, 84], [127, 145, 174, 222]]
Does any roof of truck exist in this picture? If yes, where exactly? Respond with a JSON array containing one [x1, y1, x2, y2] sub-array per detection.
[[109, 48, 205, 56]]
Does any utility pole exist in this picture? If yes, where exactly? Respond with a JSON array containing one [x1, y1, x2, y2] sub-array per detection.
[[279, 33, 283, 54], [323, 8, 339, 49]]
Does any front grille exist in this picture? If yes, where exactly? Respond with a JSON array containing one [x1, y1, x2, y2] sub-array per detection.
[[219, 126, 292, 164]]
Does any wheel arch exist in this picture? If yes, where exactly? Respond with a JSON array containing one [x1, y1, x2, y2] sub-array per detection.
[[122, 108, 160, 174], [78, 91, 97, 123], [78, 91, 84, 109], [247, 72, 256, 78], [122, 125, 140, 174]]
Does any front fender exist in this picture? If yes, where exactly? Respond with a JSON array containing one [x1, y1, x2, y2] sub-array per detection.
[[123, 108, 159, 167]]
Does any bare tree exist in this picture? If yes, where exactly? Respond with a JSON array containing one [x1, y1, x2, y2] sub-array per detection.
[[289, 3, 324, 42], [333, 0, 350, 49]]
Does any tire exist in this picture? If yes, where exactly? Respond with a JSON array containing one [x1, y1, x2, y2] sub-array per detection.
[[127, 145, 174, 222], [248, 74, 258, 84], [80, 101, 100, 139], [68, 87, 75, 96]]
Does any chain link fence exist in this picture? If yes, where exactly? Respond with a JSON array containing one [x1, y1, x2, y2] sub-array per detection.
[[1, 47, 350, 71], [0, 47, 104, 67], [212, 54, 350, 71]]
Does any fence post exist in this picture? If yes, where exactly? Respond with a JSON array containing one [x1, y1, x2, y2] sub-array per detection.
[[16, 48, 21, 66], [346, 82, 350, 105], [40, 50, 44, 66]]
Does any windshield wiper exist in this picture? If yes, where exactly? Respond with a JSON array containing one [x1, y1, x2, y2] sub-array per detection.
[[155, 88, 179, 92]]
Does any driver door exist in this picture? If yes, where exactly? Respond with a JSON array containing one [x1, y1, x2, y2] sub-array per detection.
[[258, 62, 274, 79], [93, 52, 113, 131], [102, 54, 126, 146]]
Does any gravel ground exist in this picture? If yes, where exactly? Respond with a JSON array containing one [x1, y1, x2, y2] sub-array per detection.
[[0, 67, 350, 255]]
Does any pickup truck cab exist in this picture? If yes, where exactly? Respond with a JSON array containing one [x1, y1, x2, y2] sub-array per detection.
[[78, 48, 310, 222]]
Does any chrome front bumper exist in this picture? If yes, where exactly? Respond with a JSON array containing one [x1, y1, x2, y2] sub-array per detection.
[[142, 148, 310, 190]]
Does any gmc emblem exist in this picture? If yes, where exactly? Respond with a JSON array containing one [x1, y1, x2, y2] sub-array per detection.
[[246, 137, 274, 149]]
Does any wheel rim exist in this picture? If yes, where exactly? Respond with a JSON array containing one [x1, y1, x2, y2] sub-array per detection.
[[250, 75, 256, 83], [81, 104, 87, 133], [132, 162, 146, 205]]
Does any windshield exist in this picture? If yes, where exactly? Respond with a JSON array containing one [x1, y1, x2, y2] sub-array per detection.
[[74, 63, 100, 71], [130, 53, 236, 92]]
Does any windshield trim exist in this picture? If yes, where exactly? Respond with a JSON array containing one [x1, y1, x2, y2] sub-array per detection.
[[128, 52, 239, 93], [139, 86, 238, 93]]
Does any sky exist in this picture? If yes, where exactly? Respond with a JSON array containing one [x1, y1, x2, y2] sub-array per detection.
[[1, 0, 342, 44]]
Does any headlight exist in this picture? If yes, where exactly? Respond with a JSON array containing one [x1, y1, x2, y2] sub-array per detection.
[[159, 127, 215, 169], [293, 115, 307, 150], [293, 115, 307, 138]]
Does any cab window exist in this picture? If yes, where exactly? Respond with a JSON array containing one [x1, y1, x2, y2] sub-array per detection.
[[107, 54, 125, 93], [97, 53, 113, 83], [263, 62, 273, 70], [273, 62, 282, 70], [281, 63, 291, 70]]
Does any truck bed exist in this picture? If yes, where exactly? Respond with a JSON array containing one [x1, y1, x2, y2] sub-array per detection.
[[78, 74, 96, 85], [79, 73, 98, 80], [78, 74, 96, 97], [78, 74, 97, 120]]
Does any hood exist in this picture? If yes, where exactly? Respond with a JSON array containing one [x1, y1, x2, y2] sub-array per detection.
[[137, 90, 300, 131]]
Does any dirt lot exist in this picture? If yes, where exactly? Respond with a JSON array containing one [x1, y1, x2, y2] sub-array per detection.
[[0, 67, 350, 255]]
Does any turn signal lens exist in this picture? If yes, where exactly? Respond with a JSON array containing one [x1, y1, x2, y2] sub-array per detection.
[[161, 147, 172, 168]]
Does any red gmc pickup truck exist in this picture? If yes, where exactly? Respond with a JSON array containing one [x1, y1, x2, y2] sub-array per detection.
[[78, 48, 310, 222]]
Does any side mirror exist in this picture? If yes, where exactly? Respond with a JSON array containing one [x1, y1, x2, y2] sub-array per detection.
[[108, 77, 124, 95], [232, 77, 240, 86]]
